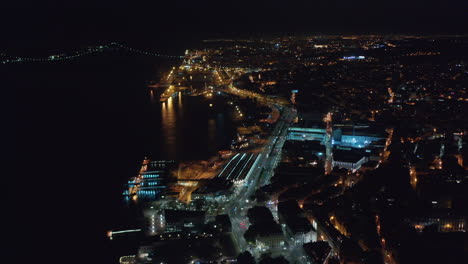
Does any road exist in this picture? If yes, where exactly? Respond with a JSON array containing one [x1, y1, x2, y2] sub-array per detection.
[[224, 106, 296, 255], [225, 83, 291, 106]]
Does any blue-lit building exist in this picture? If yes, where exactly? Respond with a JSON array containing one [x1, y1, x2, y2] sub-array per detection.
[[287, 126, 385, 149], [333, 127, 385, 149], [342, 55, 365, 60], [286, 125, 386, 171]]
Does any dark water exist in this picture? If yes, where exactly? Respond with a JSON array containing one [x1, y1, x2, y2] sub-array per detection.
[[149, 92, 236, 160], [11, 53, 235, 263]]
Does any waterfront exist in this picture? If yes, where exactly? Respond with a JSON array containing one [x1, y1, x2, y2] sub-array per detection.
[[7, 33, 467, 264], [8, 4, 468, 263], [11, 53, 237, 263]]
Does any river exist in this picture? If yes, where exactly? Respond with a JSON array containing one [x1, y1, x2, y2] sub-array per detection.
[[11, 52, 236, 263]]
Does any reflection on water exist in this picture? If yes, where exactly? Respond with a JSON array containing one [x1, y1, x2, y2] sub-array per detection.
[[150, 89, 154, 103], [207, 118, 216, 143], [178, 92, 183, 118], [152, 93, 235, 161], [161, 97, 177, 158]]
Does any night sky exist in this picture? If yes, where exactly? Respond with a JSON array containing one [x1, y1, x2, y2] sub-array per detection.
[[2, 1, 468, 53]]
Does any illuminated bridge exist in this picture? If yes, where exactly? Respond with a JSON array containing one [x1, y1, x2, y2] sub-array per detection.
[[1, 42, 184, 64]]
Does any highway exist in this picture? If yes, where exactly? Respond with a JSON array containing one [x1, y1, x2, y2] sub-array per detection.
[[211, 73, 306, 261], [220, 105, 318, 263], [225, 83, 291, 106], [224, 106, 296, 256]]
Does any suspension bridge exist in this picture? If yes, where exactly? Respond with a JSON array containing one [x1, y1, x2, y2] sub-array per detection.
[[1, 42, 184, 64]]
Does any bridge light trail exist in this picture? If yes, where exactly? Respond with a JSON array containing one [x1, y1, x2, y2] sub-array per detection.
[[1, 43, 183, 64]]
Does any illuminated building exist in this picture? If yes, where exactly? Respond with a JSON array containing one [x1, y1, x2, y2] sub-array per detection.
[[287, 127, 327, 141], [406, 209, 467, 233], [287, 126, 385, 149], [342, 55, 365, 60], [255, 222, 286, 249], [164, 209, 206, 233], [285, 217, 317, 245], [119, 255, 136, 264]]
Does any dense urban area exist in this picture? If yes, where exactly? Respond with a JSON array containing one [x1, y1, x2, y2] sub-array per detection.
[[107, 35, 468, 264]]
